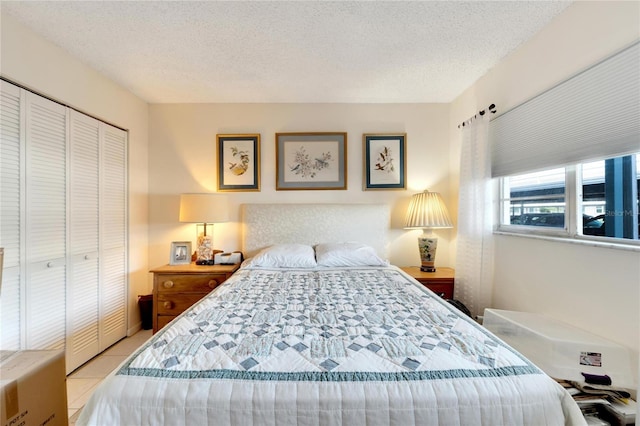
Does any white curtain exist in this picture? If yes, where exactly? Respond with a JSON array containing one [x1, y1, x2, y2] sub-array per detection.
[[455, 116, 494, 319]]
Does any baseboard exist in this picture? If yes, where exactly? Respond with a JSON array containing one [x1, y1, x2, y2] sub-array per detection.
[[127, 321, 142, 337]]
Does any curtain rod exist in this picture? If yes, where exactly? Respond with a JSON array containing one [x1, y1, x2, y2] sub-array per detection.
[[457, 104, 497, 129]]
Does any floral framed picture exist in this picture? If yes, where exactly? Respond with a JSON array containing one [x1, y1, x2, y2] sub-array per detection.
[[217, 134, 260, 192], [363, 133, 407, 190], [276, 132, 347, 190], [169, 241, 192, 265]]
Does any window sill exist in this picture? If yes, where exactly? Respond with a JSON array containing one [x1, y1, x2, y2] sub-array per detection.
[[494, 230, 640, 252]]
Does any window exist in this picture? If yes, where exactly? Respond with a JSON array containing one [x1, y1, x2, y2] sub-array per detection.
[[501, 167, 566, 229], [490, 43, 639, 245], [499, 153, 639, 244], [581, 155, 639, 240]]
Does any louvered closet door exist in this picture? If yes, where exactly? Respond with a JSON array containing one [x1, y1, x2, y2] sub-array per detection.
[[67, 110, 100, 371], [24, 92, 67, 350], [0, 81, 24, 350], [100, 124, 127, 349]]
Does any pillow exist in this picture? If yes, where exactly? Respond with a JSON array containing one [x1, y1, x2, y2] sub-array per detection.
[[315, 242, 389, 267], [243, 243, 317, 268]]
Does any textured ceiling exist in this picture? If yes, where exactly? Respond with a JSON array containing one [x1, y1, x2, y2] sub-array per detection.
[[2, 1, 572, 103]]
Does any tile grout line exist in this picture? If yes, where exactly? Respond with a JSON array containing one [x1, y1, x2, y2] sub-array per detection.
[[67, 329, 153, 425]]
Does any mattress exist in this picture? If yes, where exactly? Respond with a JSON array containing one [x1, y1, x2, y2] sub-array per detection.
[[77, 266, 584, 425]]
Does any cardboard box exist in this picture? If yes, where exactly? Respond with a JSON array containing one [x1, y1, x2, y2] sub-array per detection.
[[1, 350, 68, 426]]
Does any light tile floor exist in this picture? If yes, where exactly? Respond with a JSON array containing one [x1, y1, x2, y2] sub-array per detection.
[[67, 329, 152, 423]]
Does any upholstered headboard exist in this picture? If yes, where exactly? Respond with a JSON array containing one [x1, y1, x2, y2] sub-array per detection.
[[241, 203, 390, 258]]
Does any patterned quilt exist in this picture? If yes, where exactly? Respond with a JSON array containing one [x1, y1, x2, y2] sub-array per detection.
[[78, 266, 584, 425], [119, 267, 538, 381]]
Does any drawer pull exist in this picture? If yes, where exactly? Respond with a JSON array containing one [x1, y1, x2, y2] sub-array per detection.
[[84, 255, 90, 260], [208, 279, 218, 289], [163, 301, 173, 309], [163, 280, 174, 289], [46, 261, 53, 268]]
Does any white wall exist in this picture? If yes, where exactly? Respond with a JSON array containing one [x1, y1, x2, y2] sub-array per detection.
[[147, 103, 452, 270], [450, 1, 640, 384], [1, 13, 150, 334]]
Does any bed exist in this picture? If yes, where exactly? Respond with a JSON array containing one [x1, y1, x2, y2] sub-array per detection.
[[78, 204, 585, 425]]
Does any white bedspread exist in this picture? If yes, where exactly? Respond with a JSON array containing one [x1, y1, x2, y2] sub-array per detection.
[[78, 266, 585, 425]]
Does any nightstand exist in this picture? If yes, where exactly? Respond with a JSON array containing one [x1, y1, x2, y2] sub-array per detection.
[[150, 263, 240, 333], [399, 266, 455, 299]]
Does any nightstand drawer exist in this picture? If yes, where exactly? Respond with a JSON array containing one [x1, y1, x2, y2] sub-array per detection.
[[157, 315, 177, 330], [156, 292, 208, 315], [150, 263, 240, 333], [421, 283, 453, 299], [399, 266, 455, 299], [155, 274, 226, 293]]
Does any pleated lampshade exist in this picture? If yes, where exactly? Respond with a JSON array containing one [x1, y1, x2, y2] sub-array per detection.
[[404, 190, 453, 229]]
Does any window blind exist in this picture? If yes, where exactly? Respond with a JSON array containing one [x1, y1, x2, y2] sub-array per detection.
[[490, 41, 640, 178]]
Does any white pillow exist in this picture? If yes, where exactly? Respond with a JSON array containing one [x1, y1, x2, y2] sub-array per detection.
[[243, 243, 317, 268], [315, 242, 389, 267]]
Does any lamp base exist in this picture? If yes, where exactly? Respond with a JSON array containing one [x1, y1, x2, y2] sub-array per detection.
[[417, 236, 438, 274], [196, 234, 214, 264]]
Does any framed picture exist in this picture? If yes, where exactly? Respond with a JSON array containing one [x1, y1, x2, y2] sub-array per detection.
[[170, 241, 192, 265], [363, 133, 407, 190], [276, 132, 347, 190], [217, 134, 261, 192]]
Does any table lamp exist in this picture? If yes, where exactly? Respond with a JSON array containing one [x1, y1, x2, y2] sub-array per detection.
[[404, 190, 453, 272], [179, 193, 229, 265]]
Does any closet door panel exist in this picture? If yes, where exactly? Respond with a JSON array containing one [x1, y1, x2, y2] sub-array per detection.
[[27, 262, 66, 350], [24, 92, 67, 350], [70, 112, 99, 254], [100, 125, 127, 349], [68, 254, 99, 369], [1, 82, 128, 362], [102, 127, 127, 249], [101, 249, 126, 347], [67, 111, 100, 371], [25, 94, 67, 263], [0, 268, 22, 348], [0, 81, 24, 350]]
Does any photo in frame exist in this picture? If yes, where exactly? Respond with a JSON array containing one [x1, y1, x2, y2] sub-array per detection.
[[363, 133, 407, 190], [276, 132, 347, 190], [169, 241, 192, 265], [217, 134, 261, 191]]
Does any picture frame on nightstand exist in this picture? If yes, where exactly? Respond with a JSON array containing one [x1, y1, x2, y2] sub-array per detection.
[[169, 241, 192, 265]]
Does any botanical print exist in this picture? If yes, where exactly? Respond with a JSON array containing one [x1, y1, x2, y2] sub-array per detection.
[[228, 146, 250, 176], [369, 139, 401, 185], [283, 141, 339, 183], [289, 146, 333, 179], [222, 139, 254, 186], [375, 146, 395, 173]]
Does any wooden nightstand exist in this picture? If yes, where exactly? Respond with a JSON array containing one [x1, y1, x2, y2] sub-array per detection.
[[150, 263, 240, 333], [399, 266, 455, 299]]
